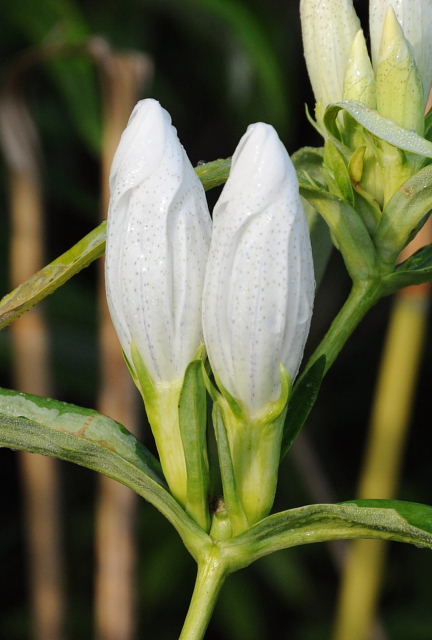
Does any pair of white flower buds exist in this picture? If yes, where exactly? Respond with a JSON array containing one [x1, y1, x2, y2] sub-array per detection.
[[105, 99, 314, 420]]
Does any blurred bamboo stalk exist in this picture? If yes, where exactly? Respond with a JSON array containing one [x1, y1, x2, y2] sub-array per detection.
[[333, 220, 432, 640], [89, 39, 153, 640], [0, 79, 65, 639]]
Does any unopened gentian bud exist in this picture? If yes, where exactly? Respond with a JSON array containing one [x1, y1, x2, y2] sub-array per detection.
[[370, 0, 432, 102], [105, 99, 211, 504], [300, 0, 360, 121], [203, 123, 314, 528], [343, 30, 376, 108], [375, 7, 424, 135]]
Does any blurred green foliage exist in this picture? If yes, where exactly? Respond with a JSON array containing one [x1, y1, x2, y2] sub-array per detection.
[[0, 0, 431, 638]]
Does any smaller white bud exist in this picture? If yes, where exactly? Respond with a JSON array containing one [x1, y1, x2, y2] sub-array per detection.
[[202, 122, 314, 527], [343, 29, 376, 108], [203, 123, 315, 418]]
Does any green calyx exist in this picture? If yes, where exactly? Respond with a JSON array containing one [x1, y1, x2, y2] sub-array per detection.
[[300, 98, 432, 288], [211, 366, 292, 536], [127, 342, 211, 531]]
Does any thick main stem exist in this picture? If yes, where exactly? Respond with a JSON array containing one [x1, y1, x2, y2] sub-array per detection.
[[305, 279, 382, 376], [179, 552, 227, 640]]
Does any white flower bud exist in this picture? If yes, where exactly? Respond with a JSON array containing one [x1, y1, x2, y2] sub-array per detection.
[[202, 123, 315, 419], [300, 0, 360, 116], [370, 0, 432, 101], [106, 98, 211, 385], [105, 99, 211, 506]]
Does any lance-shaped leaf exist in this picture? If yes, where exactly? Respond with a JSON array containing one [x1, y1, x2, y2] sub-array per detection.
[[324, 101, 432, 158], [382, 244, 432, 294], [223, 501, 432, 569], [0, 157, 231, 332], [0, 221, 106, 331], [280, 355, 326, 458], [0, 387, 209, 558], [375, 164, 432, 267], [300, 184, 376, 281]]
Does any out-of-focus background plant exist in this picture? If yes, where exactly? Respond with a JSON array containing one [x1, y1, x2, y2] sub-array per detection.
[[0, 0, 431, 639]]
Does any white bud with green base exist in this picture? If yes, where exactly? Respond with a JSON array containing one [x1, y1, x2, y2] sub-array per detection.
[[105, 99, 211, 528], [203, 123, 315, 534]]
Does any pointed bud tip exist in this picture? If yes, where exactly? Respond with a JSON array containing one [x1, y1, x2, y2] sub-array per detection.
[[227, 122, 296, 199], [110, 98, 173, 194]]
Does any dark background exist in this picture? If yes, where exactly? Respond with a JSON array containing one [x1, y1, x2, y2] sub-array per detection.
[[0, 0, 431, 638]]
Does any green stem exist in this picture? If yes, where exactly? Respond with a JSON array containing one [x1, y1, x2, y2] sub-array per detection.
[[306, 279, 382, 376], [179, 550, 227, 640]]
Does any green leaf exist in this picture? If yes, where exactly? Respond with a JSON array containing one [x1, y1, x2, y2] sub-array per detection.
[[343, 500, 432, 534], [0, 158, 231, 331], [292, 146, 324, 183], [0, 387, 209, 558], [280, 356, 326, 458], [223, 501, 432, 569], [179, 361, 210, 531], [292, 146, 332, 285], [325, 101, 432, 158], [300, 185, 377, 281], [382, 244, 432, 293], [375, 164, 432, 267], [0, 221, 106, 330]]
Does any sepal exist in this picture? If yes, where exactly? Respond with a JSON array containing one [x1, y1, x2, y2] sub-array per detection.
[[179, 360, 210, 530], [213, 367, 292, 532], [323, 140, 354, 205]]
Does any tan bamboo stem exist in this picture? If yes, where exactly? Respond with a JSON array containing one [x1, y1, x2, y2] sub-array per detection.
[[333, 220, 432, 640], [1, 90, 65, 640], [90, 41, 153, 640]]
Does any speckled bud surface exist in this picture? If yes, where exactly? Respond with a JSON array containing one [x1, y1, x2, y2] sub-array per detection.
[[202, 123, 315, 417], [106, 99, 211, 383]]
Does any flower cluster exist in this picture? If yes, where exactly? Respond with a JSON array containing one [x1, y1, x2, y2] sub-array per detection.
[[298, 0, 432, 280], [301, 0, 432, 131], [105, 99, 315, 529]]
